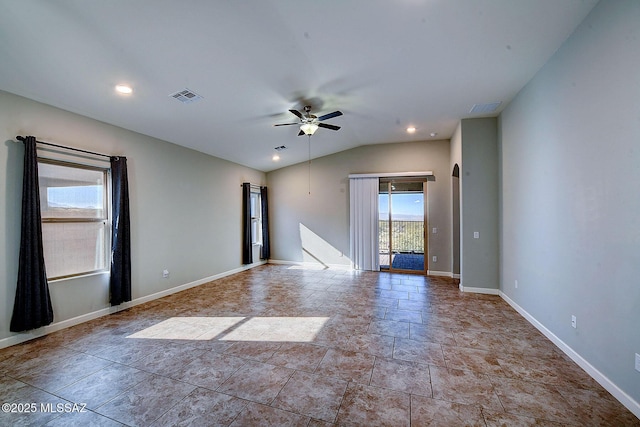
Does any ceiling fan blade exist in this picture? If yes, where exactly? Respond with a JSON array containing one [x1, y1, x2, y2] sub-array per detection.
[[318, 123, 341, 131], [298, 130, 305, 136], [289, 109, 304, 119], [273, 123, 299, 127], [317, 111, 343, 121]]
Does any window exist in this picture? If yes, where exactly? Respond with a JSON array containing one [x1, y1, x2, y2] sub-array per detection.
[[250, 190, 262, 245], [39, 159, 109, 279]]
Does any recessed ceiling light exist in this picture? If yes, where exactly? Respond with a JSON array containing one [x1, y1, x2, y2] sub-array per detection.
[[406, 127, 416, 133], [430, 132, 438, 137], [272, 154, 280, 161], [115, 84, 133, 95]]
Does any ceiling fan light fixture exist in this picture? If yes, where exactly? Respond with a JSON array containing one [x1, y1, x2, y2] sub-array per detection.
[[300, 123, 319, 135], [115, 84, 133, 95]]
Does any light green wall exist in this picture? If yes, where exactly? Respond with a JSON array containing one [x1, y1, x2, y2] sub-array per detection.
[[499, 0, 640, 409], [450, 123, 462, 276], [0, 90, 265, 341], [267, 140, 452, 272], [460, 118, 499, 291]]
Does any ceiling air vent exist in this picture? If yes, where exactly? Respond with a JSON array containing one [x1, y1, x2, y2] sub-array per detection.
[[169, 88, 203, 104], [469, 102, 501, 114], [274, 145, 287, 151]]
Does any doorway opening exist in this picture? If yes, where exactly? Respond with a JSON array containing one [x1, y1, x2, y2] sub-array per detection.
[[379, 179, 427, 274]]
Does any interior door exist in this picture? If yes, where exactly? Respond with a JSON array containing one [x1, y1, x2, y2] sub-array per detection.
[[379, 179, 427, 274]]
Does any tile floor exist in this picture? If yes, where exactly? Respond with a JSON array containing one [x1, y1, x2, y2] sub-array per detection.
[[1, 265, 638, 426]]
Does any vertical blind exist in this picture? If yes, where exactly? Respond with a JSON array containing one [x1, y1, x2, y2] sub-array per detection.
[[349, 177, 380, 271]]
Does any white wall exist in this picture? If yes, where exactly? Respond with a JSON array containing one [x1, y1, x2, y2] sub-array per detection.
[[499, 0, 640, 410], [0, 90, 265, 341], [267, 140, 451, 273]]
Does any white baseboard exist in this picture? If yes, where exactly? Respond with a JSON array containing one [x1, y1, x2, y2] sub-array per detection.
[[268, 260, 456, 277], [0, 261, 266, 350], [426, 270, 453, 277], [268, 259, 353, 271], [459, 284, 500, 295], [452, 273, 461, 279], [500, 291, 640, 419]]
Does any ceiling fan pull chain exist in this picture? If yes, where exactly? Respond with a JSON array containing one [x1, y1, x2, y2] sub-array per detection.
[[308, 134, 311, 195]]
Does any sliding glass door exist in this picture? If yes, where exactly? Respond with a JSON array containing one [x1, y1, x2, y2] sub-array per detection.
[[379, 179, 427, 273]]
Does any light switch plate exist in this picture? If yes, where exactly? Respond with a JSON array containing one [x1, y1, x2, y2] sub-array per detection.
[[635, 353, 640, 372], [473, 231, 479, 239]]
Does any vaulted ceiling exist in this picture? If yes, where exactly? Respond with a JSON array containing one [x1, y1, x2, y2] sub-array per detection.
[[0, 1, 598, 171]]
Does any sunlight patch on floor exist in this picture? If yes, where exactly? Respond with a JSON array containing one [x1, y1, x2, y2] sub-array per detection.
[[220, 317, 330, 342], [126, 317, 244, 340], [126, 316, 330, 342]]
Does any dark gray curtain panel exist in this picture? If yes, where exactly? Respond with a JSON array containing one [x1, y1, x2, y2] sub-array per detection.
[[110, 156, 131, 305], [260, 186, 270, 260], [10, 136, 54, 332], [242, 182, 252, 264]]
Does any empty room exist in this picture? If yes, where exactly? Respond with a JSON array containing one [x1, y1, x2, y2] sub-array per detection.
[[0, 1, 638, 425]]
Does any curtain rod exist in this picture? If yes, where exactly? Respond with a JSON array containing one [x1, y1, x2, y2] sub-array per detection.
[[348, 171, 433, 179], [16, 135, 112, 159]]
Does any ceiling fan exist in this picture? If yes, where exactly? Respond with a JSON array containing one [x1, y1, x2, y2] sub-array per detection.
[[274, 106, 343, 136]]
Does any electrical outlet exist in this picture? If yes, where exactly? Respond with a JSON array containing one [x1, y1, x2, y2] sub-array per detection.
[[635, 353, 640, 372], [432, 227, 438, 234], [515, 279, 518, 289], [162, 269, 170, 278], [432, 256, 437, 262], [571, 315, 577, 329]]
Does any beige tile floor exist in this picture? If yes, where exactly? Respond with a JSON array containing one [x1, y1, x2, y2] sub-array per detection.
[[1, 265, 638, 426]]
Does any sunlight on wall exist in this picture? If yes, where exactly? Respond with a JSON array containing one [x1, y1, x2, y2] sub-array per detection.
[[299, 223, 350, 267], [126, 316, 330, 342]]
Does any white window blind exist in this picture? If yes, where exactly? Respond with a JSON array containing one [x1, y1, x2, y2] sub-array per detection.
[[349, 177, 379, 271]]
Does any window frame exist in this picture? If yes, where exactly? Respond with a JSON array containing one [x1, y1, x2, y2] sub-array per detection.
[[250, 189, 262, 246], [38, 157, 111, 280]]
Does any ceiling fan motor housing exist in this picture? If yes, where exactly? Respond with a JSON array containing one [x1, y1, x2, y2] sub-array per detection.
[[273, 105, 343, 135]]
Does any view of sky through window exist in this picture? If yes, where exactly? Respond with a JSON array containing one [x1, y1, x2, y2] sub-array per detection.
[[47, 185, 103, 209], [379, 193, 423, 220]]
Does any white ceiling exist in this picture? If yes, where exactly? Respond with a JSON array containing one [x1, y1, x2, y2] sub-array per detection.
[[0, 0, 598, 172]]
